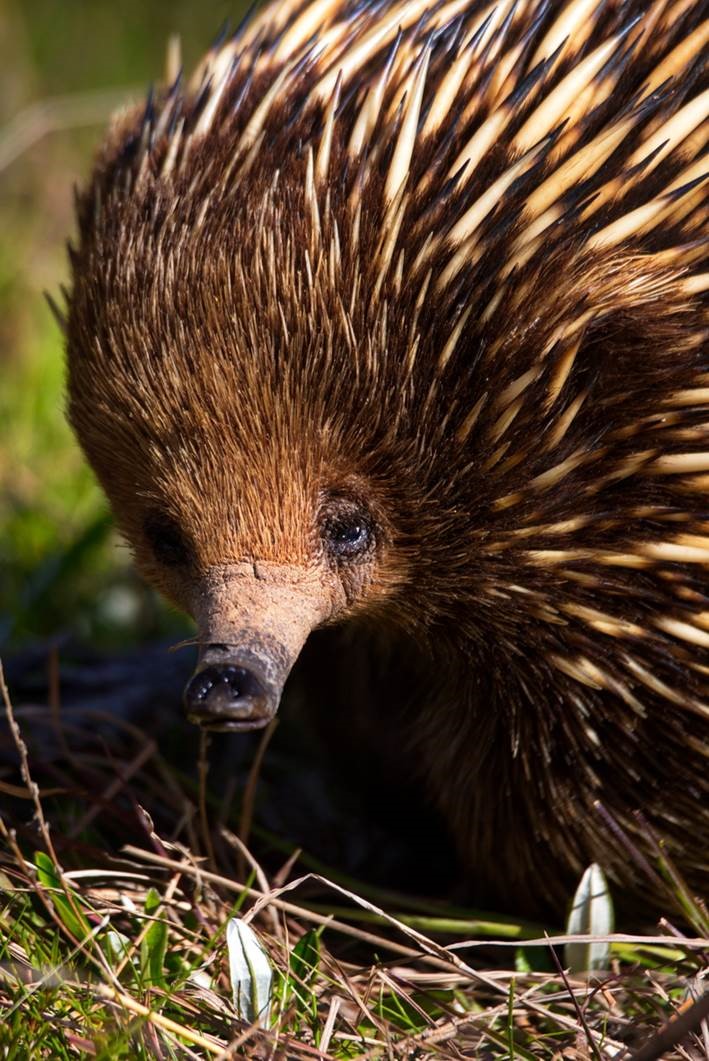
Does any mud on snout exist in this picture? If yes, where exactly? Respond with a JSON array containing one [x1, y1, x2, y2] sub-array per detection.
[[183, 563, 335, 732]]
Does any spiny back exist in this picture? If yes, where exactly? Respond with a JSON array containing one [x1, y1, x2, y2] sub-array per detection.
[[70, 0, 707, 460], [82, 0, 708, 290]]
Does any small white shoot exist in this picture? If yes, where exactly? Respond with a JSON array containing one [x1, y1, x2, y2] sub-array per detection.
[[565, 862, 614, 973], [226, 917, 273, 1026]]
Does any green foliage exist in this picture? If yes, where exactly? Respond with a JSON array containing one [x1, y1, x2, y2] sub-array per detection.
[[34, 851, 92, 942], [140, 888, 169, 989], [285, 928, 321, 1021], [0, 813, 706, 1058], [0, 0, 226, 649]]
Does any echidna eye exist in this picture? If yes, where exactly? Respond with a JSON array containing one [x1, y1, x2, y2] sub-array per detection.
[[143, 513, 193, 568], [321, 507, 373, 561]]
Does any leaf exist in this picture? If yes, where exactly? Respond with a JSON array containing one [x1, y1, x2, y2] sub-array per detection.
[[144, 887, 162, 917], [514, 945, 554, 974], [289, 929, 320, 1015], [140, 887, 168, 988], [34, 851, 91, 941], [103, 929, 133, 965], [290, 929, 320, 985], [227, 918, 273, 1026], [565, 862, 614, 973]]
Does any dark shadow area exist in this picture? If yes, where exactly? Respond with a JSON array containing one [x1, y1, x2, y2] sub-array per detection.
[[1, 637, 459, 903]]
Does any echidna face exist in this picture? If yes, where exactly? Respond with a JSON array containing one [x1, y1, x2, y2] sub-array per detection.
[[65, 95, 443, 732], [66, 296, 413, 730]]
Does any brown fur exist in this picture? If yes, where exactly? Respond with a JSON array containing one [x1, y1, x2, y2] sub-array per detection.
[[66, 0, 708, 915]]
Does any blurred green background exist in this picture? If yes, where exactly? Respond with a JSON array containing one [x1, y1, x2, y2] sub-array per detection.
[[0, 1, 245, 649]]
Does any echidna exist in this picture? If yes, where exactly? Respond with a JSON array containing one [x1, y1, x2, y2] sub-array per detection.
[[64, 0, 708, 914]]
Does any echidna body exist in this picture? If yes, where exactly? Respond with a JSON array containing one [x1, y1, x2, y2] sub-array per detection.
[[66, 0, 708, 913]]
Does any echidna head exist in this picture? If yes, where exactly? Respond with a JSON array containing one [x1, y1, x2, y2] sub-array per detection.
[[67, 344, 414, 731], [66, 278, 420, 731], [66, 139, 435, 732]]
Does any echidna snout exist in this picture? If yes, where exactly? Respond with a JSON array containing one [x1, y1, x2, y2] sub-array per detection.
[[184, 658, 275, 732], [185, 562, 341, 731]]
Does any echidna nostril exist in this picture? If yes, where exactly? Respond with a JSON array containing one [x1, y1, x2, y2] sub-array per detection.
[[183, 664, 270, 729], [188, 665, 259, 703]]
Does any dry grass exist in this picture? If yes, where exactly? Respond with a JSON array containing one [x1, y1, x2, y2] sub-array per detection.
[[1, 658, 708, 1059]]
